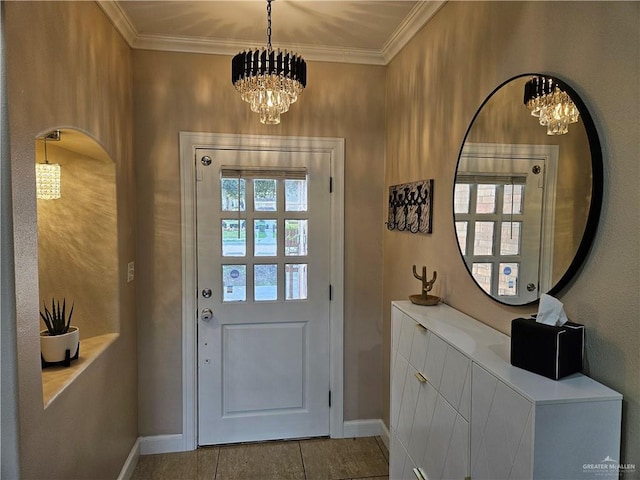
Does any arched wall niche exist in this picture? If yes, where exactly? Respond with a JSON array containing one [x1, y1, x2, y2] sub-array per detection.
[[35, 127, 120, 342]]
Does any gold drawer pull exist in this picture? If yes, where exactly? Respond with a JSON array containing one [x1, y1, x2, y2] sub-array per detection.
[[415, 323, 427, 333], [413, 467, 427, 480], [415, 372, 427, 383]]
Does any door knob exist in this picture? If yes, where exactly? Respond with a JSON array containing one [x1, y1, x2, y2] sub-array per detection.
[[201, 308, 213, 322], [527, 283, 536, 292]]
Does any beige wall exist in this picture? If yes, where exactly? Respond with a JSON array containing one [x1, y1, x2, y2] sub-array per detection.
[[37, 140, 119, 339], [133, 51, 386, 434], [384, 0, 639, 463], [5, 2, 137, 479]]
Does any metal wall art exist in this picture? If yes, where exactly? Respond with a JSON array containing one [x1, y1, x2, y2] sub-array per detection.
[[387, 179, 433, 234]]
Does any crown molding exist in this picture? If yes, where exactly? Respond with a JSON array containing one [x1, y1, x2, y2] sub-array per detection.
[[133, 34, 387, 65], [96, 0, 138, 47], [97, 0, 445, 66], [382, 0, 446, 64]]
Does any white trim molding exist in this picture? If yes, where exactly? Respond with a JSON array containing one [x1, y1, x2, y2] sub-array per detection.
[[139, 434, 186, 456], [97, 1, 445, 66], [343, 419, 386, 439], [180, 132, 345, 448], [116, 438, 140, 480]]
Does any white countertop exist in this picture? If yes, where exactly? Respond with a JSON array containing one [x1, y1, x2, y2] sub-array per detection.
[[392, 301, 622, 405]]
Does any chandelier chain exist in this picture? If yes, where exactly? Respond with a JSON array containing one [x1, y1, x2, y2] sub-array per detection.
[[266, 0, 272, 52]]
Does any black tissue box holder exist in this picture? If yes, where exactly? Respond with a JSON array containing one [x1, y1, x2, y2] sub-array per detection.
[[510, 317, 584, 380]]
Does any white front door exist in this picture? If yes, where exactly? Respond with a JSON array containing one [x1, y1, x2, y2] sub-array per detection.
[[455, 154, 545, 304], [196, 147, 331, 445]]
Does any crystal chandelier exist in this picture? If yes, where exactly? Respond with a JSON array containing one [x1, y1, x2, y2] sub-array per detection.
[[36, 130, 61, 200], [524, 76, 580, 135], [231, 0, 306, 125]]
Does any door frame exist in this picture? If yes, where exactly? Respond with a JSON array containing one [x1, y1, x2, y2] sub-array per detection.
[[460, 142, 559, 293], [179, 132, 345, 450]]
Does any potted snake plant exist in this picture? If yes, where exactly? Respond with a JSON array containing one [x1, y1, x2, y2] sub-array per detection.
[[40, 298, 79, 367]]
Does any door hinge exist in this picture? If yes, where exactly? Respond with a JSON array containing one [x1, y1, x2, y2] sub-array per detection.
[[329, 176, 333, 193], [329, 390, 332, 407], [329, 284, 333, 301]]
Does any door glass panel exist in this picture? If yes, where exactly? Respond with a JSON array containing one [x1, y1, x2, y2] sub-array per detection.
[[455, 221, 468, 255], [474, 221, 495, 255], [222, 265, 247, 302], [254, 264, 278, 301], [472, 263, 492, 294], [285, 179, 308, 211], [499, 263, 519, 296], [503, 184, 524, 214], [476, 184, 497, 213], [222, 220, 246, 257], [500, 222, 521, 255], [285, 220, 308, 256], [254, 219, 277, 256], [254, 179, 277, 211], [454, 184, 470, 214], [285, 264, 308, 300], [221, 178, 246, 212]]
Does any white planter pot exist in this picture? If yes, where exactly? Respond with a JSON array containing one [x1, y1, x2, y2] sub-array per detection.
[[40, 326, 79, 364]]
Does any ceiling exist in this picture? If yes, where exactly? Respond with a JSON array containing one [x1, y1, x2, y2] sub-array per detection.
[[97, 0, 445, 65]]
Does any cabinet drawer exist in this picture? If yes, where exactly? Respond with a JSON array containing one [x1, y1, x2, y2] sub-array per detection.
[[440, 344, 471, 420], [390, 352, 409, 432], [422, 393, 469, 480], [471, 363, 533, 480]]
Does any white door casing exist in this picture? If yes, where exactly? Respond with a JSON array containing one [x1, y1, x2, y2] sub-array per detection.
[[456, 143, 558, 304], [179, 133, 344, 450]]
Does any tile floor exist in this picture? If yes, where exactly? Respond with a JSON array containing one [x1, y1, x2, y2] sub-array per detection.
[[131, 436, 389, 480]]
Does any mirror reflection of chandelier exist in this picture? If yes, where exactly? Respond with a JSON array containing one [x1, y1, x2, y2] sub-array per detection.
[[231, 0, 306, 125], [524, 76, 580, 135], [36, 130, 61, 200]]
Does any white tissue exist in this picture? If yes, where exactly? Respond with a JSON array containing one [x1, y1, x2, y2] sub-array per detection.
[[536, 294, 568, 327]]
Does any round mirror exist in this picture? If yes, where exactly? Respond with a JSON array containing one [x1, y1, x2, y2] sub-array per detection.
[[453, 74, 602, 305]]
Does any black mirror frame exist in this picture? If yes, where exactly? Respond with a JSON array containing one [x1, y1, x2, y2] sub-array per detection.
[[453, 73, 603, 306]]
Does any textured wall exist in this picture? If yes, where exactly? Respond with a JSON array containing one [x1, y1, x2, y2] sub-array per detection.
[[384, 0, 639, 464], [5, 2, 137, 478], [133, 51, 386, 434], [37, 141, 119, 339]]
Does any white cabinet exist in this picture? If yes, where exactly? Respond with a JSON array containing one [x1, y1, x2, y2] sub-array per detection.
[[390, 301, 622, 480]]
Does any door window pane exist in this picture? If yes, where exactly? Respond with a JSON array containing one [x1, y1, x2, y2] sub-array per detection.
[[472, 263, 492, 295], [222, 220, 246, 257], [254, 179, 277, 211], [222, 265, 246, 302], [254, 264, 278, 301], [500, 222, 521, 255], [455, 221, 468, 255], [285, 264, 307, 300], [221, 178, 246, 212], [474, 222, 495, 255], [254, 219, 277, 256], [476, 184, 497, 214], [454, 184, 470, 214], [499, 263, 519, 296], [285, 220, 308, 256], [285, 179, 308, 211], [503, 184, 524, 214]]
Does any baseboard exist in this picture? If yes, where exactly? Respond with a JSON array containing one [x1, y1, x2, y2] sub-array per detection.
[[342, 419, 385, 438], [380, 421, 390, 451], [139, 434, 188, 455], [117, 437, 140, 480]]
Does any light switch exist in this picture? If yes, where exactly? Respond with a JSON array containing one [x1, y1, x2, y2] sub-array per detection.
[[127, 261, 135, 282]]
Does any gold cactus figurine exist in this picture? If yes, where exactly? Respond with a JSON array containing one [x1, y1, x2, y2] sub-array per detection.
[[409, 265, 441, 306]]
